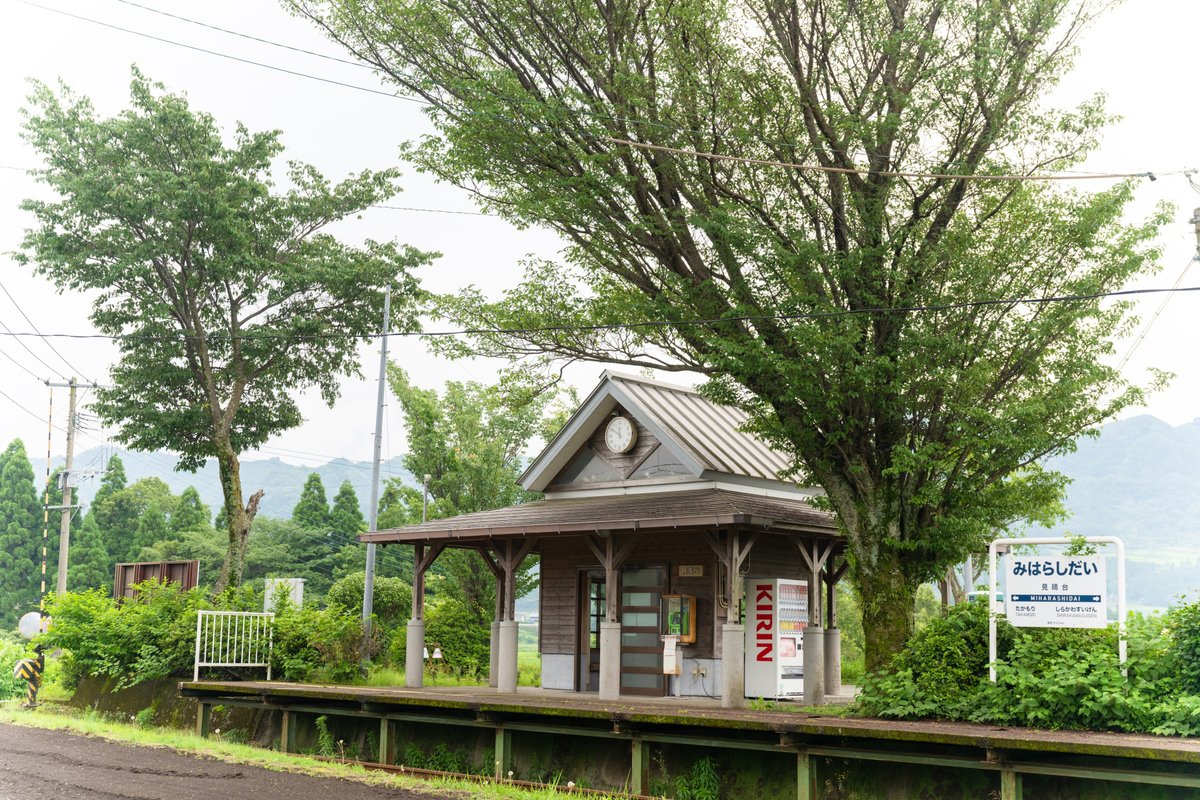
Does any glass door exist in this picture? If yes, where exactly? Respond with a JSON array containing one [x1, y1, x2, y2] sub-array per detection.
[[579, 573, 605, 692], [619, 566, 667, 696]]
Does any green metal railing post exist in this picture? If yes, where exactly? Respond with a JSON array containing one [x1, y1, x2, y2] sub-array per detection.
[[631, 737, 650, 795], [1001, 768, 1023, 800], [281, 710, 298, 754], [195, 701, 211, 738], [494, 725, 512, 781], [378, 717, 392, 765], [798, 750, 817, 800]]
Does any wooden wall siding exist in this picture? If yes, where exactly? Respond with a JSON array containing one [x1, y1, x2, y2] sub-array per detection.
[[547, 406, 663, 490], [538, 531, 719, 659], [744, 535, 811, 582], [539, 536, 583, 657]]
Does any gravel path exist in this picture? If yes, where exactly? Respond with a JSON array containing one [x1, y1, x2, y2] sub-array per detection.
[[0, 722, 452, 800]]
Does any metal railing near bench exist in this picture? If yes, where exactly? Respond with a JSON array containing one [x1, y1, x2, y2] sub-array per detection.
[[193, 610, 274, 682]]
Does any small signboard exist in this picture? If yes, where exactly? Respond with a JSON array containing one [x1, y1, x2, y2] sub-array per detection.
[[1006, 555, 1106, 628], [678, 565, 704, 578]]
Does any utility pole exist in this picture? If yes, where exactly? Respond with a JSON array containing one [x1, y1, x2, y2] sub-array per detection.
[[56, 378, 76, 596], [46, 378, 97, 595], [361, 288, 391, 663]]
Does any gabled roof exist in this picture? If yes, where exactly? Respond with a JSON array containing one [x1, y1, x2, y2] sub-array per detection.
[[361, 488, 836, 543], [520, 371, 794, 492]]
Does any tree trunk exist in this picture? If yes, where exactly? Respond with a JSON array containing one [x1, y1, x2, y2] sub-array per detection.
[[855, 553, 918, 673], [213, 442, 263, 593]]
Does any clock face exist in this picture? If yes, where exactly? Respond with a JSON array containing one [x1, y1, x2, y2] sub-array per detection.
[[604, 416, 637, 454]]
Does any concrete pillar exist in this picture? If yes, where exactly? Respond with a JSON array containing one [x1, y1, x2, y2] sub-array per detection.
[[599, 621, 622, 700], [720, 623, 745, 709], [405, 619, 425, 689], [497, 620, 520, 693], [824, 628, 842, 696], [803, 626, 825, 705], [488, 621, 500, 688]]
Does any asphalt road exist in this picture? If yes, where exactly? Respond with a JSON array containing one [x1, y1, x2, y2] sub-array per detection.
[[0, 722, 447, 800]]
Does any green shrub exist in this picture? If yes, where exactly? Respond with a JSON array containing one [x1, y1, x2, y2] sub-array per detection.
[[39, 584, 213, 689], [857, 601, 1009, 719], [424, 597, 491, 679], [857, 597, 1200, 735], [326, 573, 411, 628], [1168, 599, 1200, 694], [0, 638, 31, 700], [271, 604, 375, 683]]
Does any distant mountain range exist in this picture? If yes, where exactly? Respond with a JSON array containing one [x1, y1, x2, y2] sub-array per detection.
[[50, 413, 1200, 608], [54, 447, 414, 520]]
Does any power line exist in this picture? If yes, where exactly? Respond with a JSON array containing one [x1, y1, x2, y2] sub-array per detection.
[[1118, 256, 1196, 370], [0, 284, 1192, 343], [18, 0, 1190, 186], [109, 0, 374, 70], [0, 281, 96, 383], [100, 0, 1195, 180], [0, 313, 67, 380], [16, 0, 419, 103], [0, 386, 54, 426], [2, 163, 497, 217], [0, 343, 45, 381], [599, 136, 1166, 182]]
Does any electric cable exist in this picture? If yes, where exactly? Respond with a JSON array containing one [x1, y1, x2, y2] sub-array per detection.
[[16, 0, 1190, 185], [0, 283, 1191, 343], [110, 0, 374, 70], [0, 280, 96, 383], [101, 0, 1197, 180], [0, 343, 46, 381], [1118, 255, 1197, 370], [0, 313, 66, 379]]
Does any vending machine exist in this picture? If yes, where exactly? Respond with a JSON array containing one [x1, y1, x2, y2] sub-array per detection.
[[743, 578, 808, 699]]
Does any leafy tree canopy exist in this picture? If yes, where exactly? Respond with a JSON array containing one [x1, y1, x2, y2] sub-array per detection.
[[294, 0, 1167, 665], [387, 368, 565, 618], [19, 69, 434, 590]]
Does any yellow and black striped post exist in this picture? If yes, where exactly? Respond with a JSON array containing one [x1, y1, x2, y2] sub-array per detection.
[[14, 649, 44, 709]]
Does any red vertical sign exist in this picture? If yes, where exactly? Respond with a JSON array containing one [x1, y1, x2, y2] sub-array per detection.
[[755, 584, 774, 662]]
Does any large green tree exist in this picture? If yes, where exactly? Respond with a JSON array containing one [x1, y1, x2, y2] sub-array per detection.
[[0, 441, 43, 627], [292, 473, 330, 530], [68, 515, 111, 591], [387, 368, 561, 618], [294, 0, 1166, 666], [171, 487, 211, 534], [19, 70, 432, 591], [330, 480, 365, 539]]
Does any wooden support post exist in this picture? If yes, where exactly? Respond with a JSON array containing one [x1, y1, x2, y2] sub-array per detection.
[[797, 750, 817, 800], [631, 737, 650, 795], [378, 717, 392, 765], [280, 709, 297, 754], [195, 701, 211, 738], [413, 543, 425, 622], [1000, 769, 1023, 800], [494, 725, 512, 781]]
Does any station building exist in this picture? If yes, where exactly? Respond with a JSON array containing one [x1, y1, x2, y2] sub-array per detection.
[[362, 371, 846, 707]]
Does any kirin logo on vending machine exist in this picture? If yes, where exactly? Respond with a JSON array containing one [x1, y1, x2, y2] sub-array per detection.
[[755, 584, 774, 662]]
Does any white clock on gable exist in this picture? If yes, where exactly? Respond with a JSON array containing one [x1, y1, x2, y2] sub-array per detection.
[[604, 415, 637, 454]]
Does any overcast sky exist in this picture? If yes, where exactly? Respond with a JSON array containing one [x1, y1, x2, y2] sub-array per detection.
[[1, 0, 1197, 479]]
